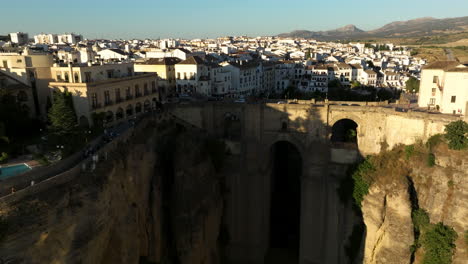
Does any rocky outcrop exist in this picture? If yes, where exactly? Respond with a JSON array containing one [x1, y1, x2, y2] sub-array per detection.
[[411, 144, 468, 264], [362, 159, 414, 264], [361, 144, 468, 264], [0, 120, 224, 264]]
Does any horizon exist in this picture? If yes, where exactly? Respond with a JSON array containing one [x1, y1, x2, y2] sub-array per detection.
[[1, 0, 468, 39]]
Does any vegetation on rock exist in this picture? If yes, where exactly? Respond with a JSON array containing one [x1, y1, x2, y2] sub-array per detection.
[[444, 120, 468, 150], [351, 158, 375, 208], [422, 223, 458, 264]]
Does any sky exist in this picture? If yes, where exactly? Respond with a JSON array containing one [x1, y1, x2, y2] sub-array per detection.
[[1, 0, 467, 39]]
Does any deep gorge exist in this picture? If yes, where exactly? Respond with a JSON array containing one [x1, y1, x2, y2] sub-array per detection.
[[0, 112, 467, 264]]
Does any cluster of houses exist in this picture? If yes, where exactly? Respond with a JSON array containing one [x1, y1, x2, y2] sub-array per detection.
[[1, 31, 466, 128]]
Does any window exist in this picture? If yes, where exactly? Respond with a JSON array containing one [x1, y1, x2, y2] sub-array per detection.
[[151, 81, 156, 93], [115, 88, 121, 102], [107, 70, 114, 78], [126, 87, 132, 99], [144, 83, 149, 95], [433, 76, 439, 83], [56, 73, 62, 81], [177, 72, 180, 79], [104, 91, 111, 105], [429, 98, 436, 105], [74, 72, 79, 83], [2, 60, 7, 68], [135, 84, 141, 97], [127, 67, 133, 76], [91, 93, 98, 108], [64, 72, 69, 82], [85, 72, 92, 83], [431, 88, 436, 96], [451, 96, 456, 103]]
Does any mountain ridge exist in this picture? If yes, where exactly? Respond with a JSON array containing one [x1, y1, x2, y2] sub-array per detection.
[[278, 16, 468, 40]]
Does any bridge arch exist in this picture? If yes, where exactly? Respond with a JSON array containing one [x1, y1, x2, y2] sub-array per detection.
[[223, 112, 241, 140], [331, 118, 358, 144], [266, 140, 303, 262]]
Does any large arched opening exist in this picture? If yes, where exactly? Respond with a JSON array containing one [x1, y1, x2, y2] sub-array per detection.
[[331, 119, 358, 146], [223, 112, 241, 140], [267, 140, 302, 263]]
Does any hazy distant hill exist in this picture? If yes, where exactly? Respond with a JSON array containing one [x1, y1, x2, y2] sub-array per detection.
[[278, 16, 468, 41]]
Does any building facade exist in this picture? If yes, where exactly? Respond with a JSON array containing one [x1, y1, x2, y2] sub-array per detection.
[[419, 61, 468, 115], [48, 62, 159, 127]]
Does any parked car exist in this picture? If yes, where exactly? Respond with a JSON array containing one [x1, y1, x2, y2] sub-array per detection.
[[277, 101, 287, 104], [234, 98, 246, 103]]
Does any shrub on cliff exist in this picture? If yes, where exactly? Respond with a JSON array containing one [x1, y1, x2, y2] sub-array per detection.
[[444, 120, 468, 150], [422, 223, 458, 264], [426, 134, 444, 151], [427, 153, 436, 167], [412, 209, 430, 233], [352, 158, 375, 208], [405, 145, 415, 159]]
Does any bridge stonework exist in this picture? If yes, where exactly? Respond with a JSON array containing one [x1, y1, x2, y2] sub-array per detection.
[[171, 103, 460, 156], [170, 103, 461, 264]]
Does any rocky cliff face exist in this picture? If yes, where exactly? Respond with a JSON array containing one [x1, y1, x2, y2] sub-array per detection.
[[361, 142, 468, 264], [0, 120, 224, 264]]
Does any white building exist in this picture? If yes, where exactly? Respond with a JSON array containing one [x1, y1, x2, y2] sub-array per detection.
[[418, 61, 468, 115], [9, 32, 29, 45], [175, 56, 211, 95], [34, 34, 58, 44], [97, 49, 129, 61], [58, 33, 83, 44], [159, 39, 179, 49]]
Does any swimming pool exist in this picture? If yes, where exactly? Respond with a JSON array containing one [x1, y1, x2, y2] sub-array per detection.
[[0, 163, 31, 180]]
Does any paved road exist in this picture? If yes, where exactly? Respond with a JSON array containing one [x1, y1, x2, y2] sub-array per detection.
[[445, 49, 456, 61]]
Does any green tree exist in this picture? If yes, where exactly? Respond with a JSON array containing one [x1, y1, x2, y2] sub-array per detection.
[[305, 48, 312, 60], [282, 85, 299, 99], [406, 77, 420, 93], [351, 80, 361, 89], [0, 89, 37, 157], [444, 120, 468, 150], [48, 91, 77, 136], [422, 223, 458, 264], [328, 79, 343, 88]]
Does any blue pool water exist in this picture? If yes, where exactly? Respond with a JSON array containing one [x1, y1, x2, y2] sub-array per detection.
[[0, 164, 31, 180]]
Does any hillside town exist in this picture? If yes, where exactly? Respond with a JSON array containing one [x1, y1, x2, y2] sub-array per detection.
[[1, 31, 467, 127], [0, 32, 433, 123], [1, 6, 468, 264]]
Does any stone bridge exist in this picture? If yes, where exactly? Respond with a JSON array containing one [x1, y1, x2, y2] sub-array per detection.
[[169, 102, 461, 264], [170, 101, 459, 156]]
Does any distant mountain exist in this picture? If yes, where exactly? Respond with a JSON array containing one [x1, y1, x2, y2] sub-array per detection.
[[278, 16, 468, 40]]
